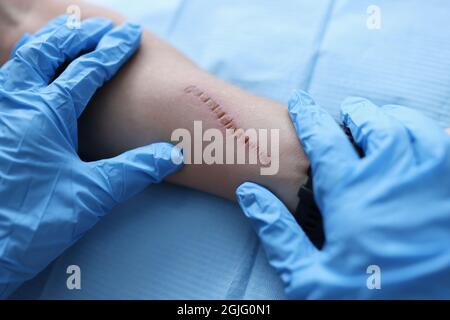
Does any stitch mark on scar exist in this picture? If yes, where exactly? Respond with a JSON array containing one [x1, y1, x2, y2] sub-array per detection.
[[200, 95, 211, 103], [184, 85, 272, 165], [210, 103, 220, 112], [214, 109, 226, 119], [225, 123, 235, 130], [219, 115, 234, 127], [184, 85, 197, 94]]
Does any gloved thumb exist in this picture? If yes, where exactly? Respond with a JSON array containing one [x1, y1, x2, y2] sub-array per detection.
[[236, 182, 318, 289], [88, 143, 183, 207]]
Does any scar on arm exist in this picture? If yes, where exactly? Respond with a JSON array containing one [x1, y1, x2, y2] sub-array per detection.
[[184, 85, 239, 133], [184, 85, 271, 165]]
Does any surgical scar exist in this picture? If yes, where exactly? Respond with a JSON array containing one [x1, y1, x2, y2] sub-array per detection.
[[184, 85, 271, 165], [184, 85, 239, 133]]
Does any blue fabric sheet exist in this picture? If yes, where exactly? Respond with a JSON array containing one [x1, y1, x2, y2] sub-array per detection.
[[11, 0, 450, 299]]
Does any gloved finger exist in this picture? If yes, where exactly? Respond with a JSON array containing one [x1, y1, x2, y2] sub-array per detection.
[[89, 143, 183, 208], [1, 16, 68, 85], [382, 105, 449, 162], [10, 34, 31, 60], [2, 16, 67, 86], [9, 15, 68, 58], [6, 17, 113, 86], [341, 97, 414, 163], [50, 22, 141, 118], [288, 91, 359, 192], [236, 182, 318, 288]]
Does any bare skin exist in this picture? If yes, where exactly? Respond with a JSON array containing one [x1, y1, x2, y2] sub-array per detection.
[[0, 0, 308, 211]]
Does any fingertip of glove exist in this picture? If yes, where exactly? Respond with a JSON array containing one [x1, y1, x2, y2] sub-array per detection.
[[83, 17, 114, 30], [10, 33, 31, 58], [236, 181, 262, 195], [123, 21, 142, 31], [103, 22, 142, 53], [52, 14, 71, 23], [119, 21, 143, 39], [236, 182, 259, 207], [341, 96, 374, 113], [288, 90, 316, 114], [341, 97, 383, 130], [287, 90, 317, 136], [236, 182, 278, 218], [42, 15, 71, 30], [169, 145, 184, 168], [340, 96, 366, 123], [130, 143, 183, 183], [147, 142, 183, 166]]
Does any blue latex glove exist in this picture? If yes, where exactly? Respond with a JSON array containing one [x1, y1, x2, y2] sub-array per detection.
[[0, 16, 183, 298], [237, 91, 450, 299]]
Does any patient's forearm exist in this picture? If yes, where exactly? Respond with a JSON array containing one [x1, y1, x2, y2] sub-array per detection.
[[1, 0, 308, 210], [83, 32, 308, 209], [86, 55, 307, 209]]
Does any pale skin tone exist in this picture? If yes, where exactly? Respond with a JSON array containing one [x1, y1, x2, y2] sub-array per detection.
[[1, 0, 448, 212]]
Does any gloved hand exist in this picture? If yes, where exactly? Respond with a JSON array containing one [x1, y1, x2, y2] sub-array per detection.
[[0, 16, 183, 298], [237, 91, 450, 299]]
